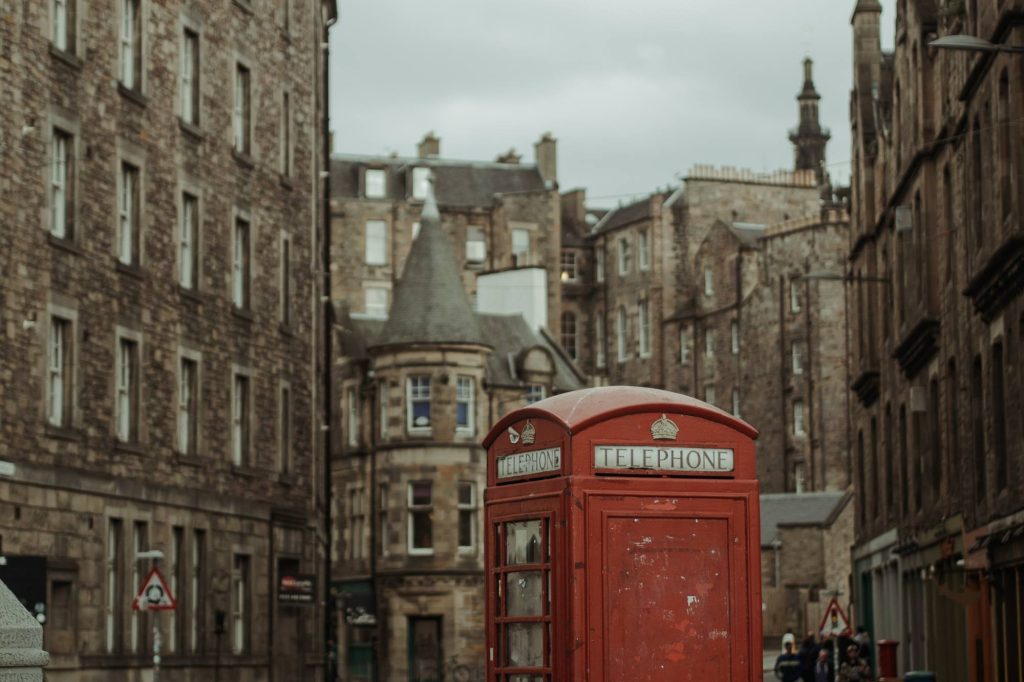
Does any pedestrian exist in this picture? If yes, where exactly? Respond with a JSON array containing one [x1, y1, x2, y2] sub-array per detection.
[[782, 628, 797, 652], [813, 649, 833, 682], [853, 625, 872, 664], [837, 643, 874, 682], [798, 632, 820, 682], [775, 640, 803, 682]]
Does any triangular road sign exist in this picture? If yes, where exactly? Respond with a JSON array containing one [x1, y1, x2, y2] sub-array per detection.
[[132, 566, 176, 611], [818, 596, 851, 637]]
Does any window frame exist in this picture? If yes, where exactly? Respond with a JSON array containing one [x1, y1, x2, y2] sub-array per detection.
[[406, 375, 432, 433], [790, 279, 802, 313], [638, 300, 651, 358], [792, 341, 804, 375], [364, 168, 386, 199], [595, 313, 606, 369], [119, 0, 142, 92], [115, 332, 141, 443], [704, 265, 714, 296], [364, 220, 388, 266], [52, 0, 76, 53], [616, 307, 627, 362], [231, 370, 251, 466], [232, 214, 251, 310], [346, 385, 359, 448], [618, 236, 631, 275], [465, 226, 486, 264], [457, 482, 476, 553], [230, 554, 250, 654], [280, 89, 292, 177], [364, 287, 388, 319], [526, 384, 546, 404], [117, 161, 141, 266], [560, 249, 578, 282], [561, 311, 578, 360], [180, 27, 200, 126], [595, 246, 605, 282], [511, 228, 530, 261], [233, 62, 251, 155], [407, 481, 434, 555], [50, 127, 75, 240], [177, 353, 199, 456], [279, 382, 292, 474], [455, 375, 474, 435], [47, 315, 74, 428], [638, 230, 650, 271], [279, 232, 292, 326], [679, 326, 691, 365], [730, 320, 739, 355], [411, 167, 430, 200], [793, 399, 806, 437], [704, 327, 715, 358], [179, 191, 199, 290]]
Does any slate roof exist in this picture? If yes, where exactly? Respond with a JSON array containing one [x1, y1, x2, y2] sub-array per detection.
[[372, 180, 487, 349], [330, 155, 548, 207], [590, 196, 654, 236], [760, 491, 850, 547], [478, 314, 585, 393]]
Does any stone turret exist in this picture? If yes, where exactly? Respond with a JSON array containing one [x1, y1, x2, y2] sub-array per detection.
[[789, 58, 831, 185]]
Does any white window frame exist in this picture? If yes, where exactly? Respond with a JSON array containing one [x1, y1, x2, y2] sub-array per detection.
[[230, 554, 249, 654], [51, 129, 70, 239], [347, 486, 365, 560], [406, 375, 431, 433], [118, 162, 139, 265], [455, 375, 474, 435], [177, 354, 199, 456], [280, 90, 292, 177], [562, 311, 578, 360], [679, 326, 691, 365], [378, 483, 389, 557], [180, 28, 199, 125], [365, 220, 388, 266], [53, 0, 71, 51], [790, 279, 802, 313], [526, 384, 546, 404], [731, 320, 739, 355], [378, 381, 389, 441], [346, 385, 359, 448], [561, 250, 578, 282], [279, 232, 291, 325], [411, 221, 421, 240], [411, 167, 430, 200], [596, 246, 605, 282], [618, 237, 631, 275], [466, 226, 486, 264], [511, 228, 530, 260], [704, 327, 715, 358], [364, 287, 388, 319], [179, 192, 198, 289], [105, 518, 121, 653], [364, 169, 386, 199], [595, 313, 606, 369], [231, 370, 250, 466], [616, 307, 627, 362], [732, 388, 741, 417], [792, 341, 804, 375], [232, 215, 250, 309], [638, 230, 650, 271], [704, 265, 714, 296], [279, 382, 291, 474], [115, 333, 140, 443], [793, 399, 806, 437], [407, 482, 434, 555], [638, 300, 651, 358], [233, 63, 251, 154], [457, 482, 476, 553], [120, 0, 139, 90], [47, 316, 72, 427]]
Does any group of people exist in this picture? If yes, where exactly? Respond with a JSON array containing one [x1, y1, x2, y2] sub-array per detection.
[[774, 628, 874, 682]]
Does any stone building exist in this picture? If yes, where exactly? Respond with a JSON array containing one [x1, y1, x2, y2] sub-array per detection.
[[847, 0, 1024, 679], [328, 132, 563, 337], [0, 1, 336, 680], [329, 182, 582, 681]]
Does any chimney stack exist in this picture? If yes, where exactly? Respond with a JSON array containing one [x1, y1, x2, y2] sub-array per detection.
[[534, 132, 557, 186], [496, 148, 522, 165], [418, 131, 440, 159]]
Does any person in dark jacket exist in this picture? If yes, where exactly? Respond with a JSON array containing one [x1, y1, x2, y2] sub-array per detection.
[[798, 632, 821, 682], [775, 641, 803, 682], [813, 649, 833, 682]]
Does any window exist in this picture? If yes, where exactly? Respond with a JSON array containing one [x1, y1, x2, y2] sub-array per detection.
[[792, 341, 803, 375], [561, 311, 578, 360], [347, 386, 359, 447], [178, 357, 197, 455], [412, 167, 430, 200], [232, 217, 250, 309], [638, 230, 650, 271], [704, 384, 716, 406], [732, 388, 740, 417], [232, 373, 250, 466], [411, 221, 421, 240], [378, 484, 389, 557], [48, 316, 72, 427], [511, 228, 530, 261], [168, 527, 184, 653], [365, 220, 387, 265], [638, 300, 650, 357], [231, 555, 250, 653], [703, 265, 713, 296], [595, 314, 606, 368], [456, 376, 474, 434], [363, 169, 386, 198], [348, 487, 365, 560], [793, 399, 805, 437], [992, 342, 1008, 491], [120, 0, 141, 90], [998, 71, 1011, 220], [189, 529, 205, 653], [180, 193, 199, 289], [279, 235, 291, 325], [279, 385, 291, 473], [116, 337, 139, 442], [233, 63, 251, 155], [105, 518, 123, 653], [465, 227, 486, 264], [596, 247, 605, 282], [679, 327, 690, 364], [561, 250, 578, 281], [458, 482, 475, 551], [408, 482, 433, 554], [790, 279, 801, 313], [704, 327, 715, 358], [971, 355, 985, 500], [130, 521, 147, 653], [407, 376, 431, 431], [280, 91, 292, 176], [730, 320, 739, 354], [616, 307, 627, 362], [53, 0, 75, 52], [118, 162, 140, 265], [365, 288, 388, 319], [376, 382, 390, 441], [181, 29, 199, 125], [526, 384, 545, 404], [50, 128, 73, 239], [618, 237, 631, 274]]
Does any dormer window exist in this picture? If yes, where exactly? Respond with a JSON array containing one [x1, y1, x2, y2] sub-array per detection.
[[365, 169, 386, 199], [411, 167, 430, 200], [407, 376, 431, 432]]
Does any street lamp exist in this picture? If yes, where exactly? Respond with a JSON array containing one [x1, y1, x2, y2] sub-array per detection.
[[928, 35, 1024, 54]]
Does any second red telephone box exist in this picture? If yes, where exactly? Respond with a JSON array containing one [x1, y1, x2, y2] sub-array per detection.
[[483, 386, 762, 681]]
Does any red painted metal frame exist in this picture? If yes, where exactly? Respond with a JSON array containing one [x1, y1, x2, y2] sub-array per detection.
[[484, 387, 762, 682]]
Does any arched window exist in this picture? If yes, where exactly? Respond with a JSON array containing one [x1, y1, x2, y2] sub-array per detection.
[[561, 311, 577, 360]]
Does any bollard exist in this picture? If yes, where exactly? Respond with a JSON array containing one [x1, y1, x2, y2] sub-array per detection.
[[0, 579, 49, 682]]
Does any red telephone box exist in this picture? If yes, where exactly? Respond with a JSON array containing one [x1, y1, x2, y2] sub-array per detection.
[[483, 386, 762, 681]]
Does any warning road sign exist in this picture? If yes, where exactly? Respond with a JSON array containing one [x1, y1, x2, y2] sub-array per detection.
[[132, 566, 176, 611], [818, 596, 851, 638]]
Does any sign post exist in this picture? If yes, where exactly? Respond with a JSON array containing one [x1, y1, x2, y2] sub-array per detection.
[[133, 552, 176, 682]]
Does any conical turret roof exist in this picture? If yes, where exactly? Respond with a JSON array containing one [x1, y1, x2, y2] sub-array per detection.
[[373, 177, 487, 349]]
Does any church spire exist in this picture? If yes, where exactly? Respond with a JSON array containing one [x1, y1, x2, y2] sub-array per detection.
[[789, 57, 831, 184], [372, 175, 487, 350]]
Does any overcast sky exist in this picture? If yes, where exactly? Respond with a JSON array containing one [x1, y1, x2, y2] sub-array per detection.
[[329, 0, 895, 206]]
